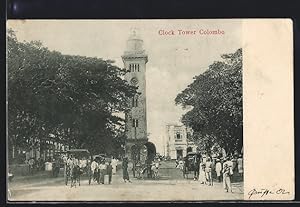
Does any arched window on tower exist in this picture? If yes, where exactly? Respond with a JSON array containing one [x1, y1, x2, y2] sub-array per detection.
[[137, 64, 140, 72], [129, 64, 132, 72]]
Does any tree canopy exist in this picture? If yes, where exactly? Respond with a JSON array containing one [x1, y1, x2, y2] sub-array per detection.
[[7, 29, 136, 156], [175, 48, 242, 155]]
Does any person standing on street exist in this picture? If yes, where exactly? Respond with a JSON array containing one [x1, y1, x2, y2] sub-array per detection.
[[99, 160, 106, 184], [198, 162, 206, 184], [205, 157, 213, 186], [52, 158, 60, 177], [155, 159, 160, 178], [28, 158, 35, 175], [193, 154, 200, 181], [215, 159, 222, 182], [228, 156, 234, 181], [135, 161, 142, 179], [67, 155, 72, 167], [122, 157, 131, 183], [151, 159, 159, 179], [106, 161, 113, 184], [223, 157, 233, 193], [111, 157, 118, 175], [91, 159, 99, 182]]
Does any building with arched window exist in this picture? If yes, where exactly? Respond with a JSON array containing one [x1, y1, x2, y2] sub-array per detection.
[[165, 124, 197, 159]]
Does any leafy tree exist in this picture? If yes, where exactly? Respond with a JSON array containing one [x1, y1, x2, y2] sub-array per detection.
[[175, 48, 242, 155], [7, 29, 136, 159]]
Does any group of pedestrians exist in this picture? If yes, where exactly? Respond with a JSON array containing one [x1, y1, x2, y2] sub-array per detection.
[[198, 157, 214, 186], [24, 157, 61, 176], [197, 154, 243, 193], [25, 157, 46, 174], [122, 156, 161, 182], [91, 157, 118, 184]]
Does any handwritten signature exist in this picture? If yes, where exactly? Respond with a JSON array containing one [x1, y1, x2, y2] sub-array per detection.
[[248, 188, 290, 199]]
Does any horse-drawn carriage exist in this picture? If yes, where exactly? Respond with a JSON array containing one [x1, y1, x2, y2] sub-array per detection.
[[63, 149, 93, 187], [183, 152, 201, 179]]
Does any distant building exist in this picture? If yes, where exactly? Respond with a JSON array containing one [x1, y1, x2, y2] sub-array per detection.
[[165, 124, 197, 159], [9, 134, 70, 164]]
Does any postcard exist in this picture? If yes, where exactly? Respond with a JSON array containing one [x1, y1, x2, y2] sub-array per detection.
[[6, 19, 294, 201]]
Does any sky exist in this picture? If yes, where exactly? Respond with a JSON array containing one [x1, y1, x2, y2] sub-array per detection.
[[8, 20, 242, 154]]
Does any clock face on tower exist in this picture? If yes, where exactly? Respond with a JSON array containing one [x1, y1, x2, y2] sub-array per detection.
[[130, 77, 139, 86]]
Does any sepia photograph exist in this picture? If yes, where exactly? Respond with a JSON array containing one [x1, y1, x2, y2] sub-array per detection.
[[7, 19, 244, 201]]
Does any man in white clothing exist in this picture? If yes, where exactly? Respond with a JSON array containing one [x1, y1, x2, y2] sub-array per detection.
[[215, 159, 222, 182], [91, 159, 99, 182], [111, 158, 118, 174]]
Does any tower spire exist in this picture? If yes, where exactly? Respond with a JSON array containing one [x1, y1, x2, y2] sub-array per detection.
[[123, 28, 147, 60], [129, 27, 140, 39]]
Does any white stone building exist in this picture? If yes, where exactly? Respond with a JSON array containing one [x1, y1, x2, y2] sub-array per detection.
[[165, 124, 197, 159]]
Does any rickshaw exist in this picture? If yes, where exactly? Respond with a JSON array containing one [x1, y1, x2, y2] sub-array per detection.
[[63, 149, 93, 186], [183, 152, 201, 179]]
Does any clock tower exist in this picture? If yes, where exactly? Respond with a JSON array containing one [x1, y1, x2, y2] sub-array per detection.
[[122, 29, 148, 161]]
